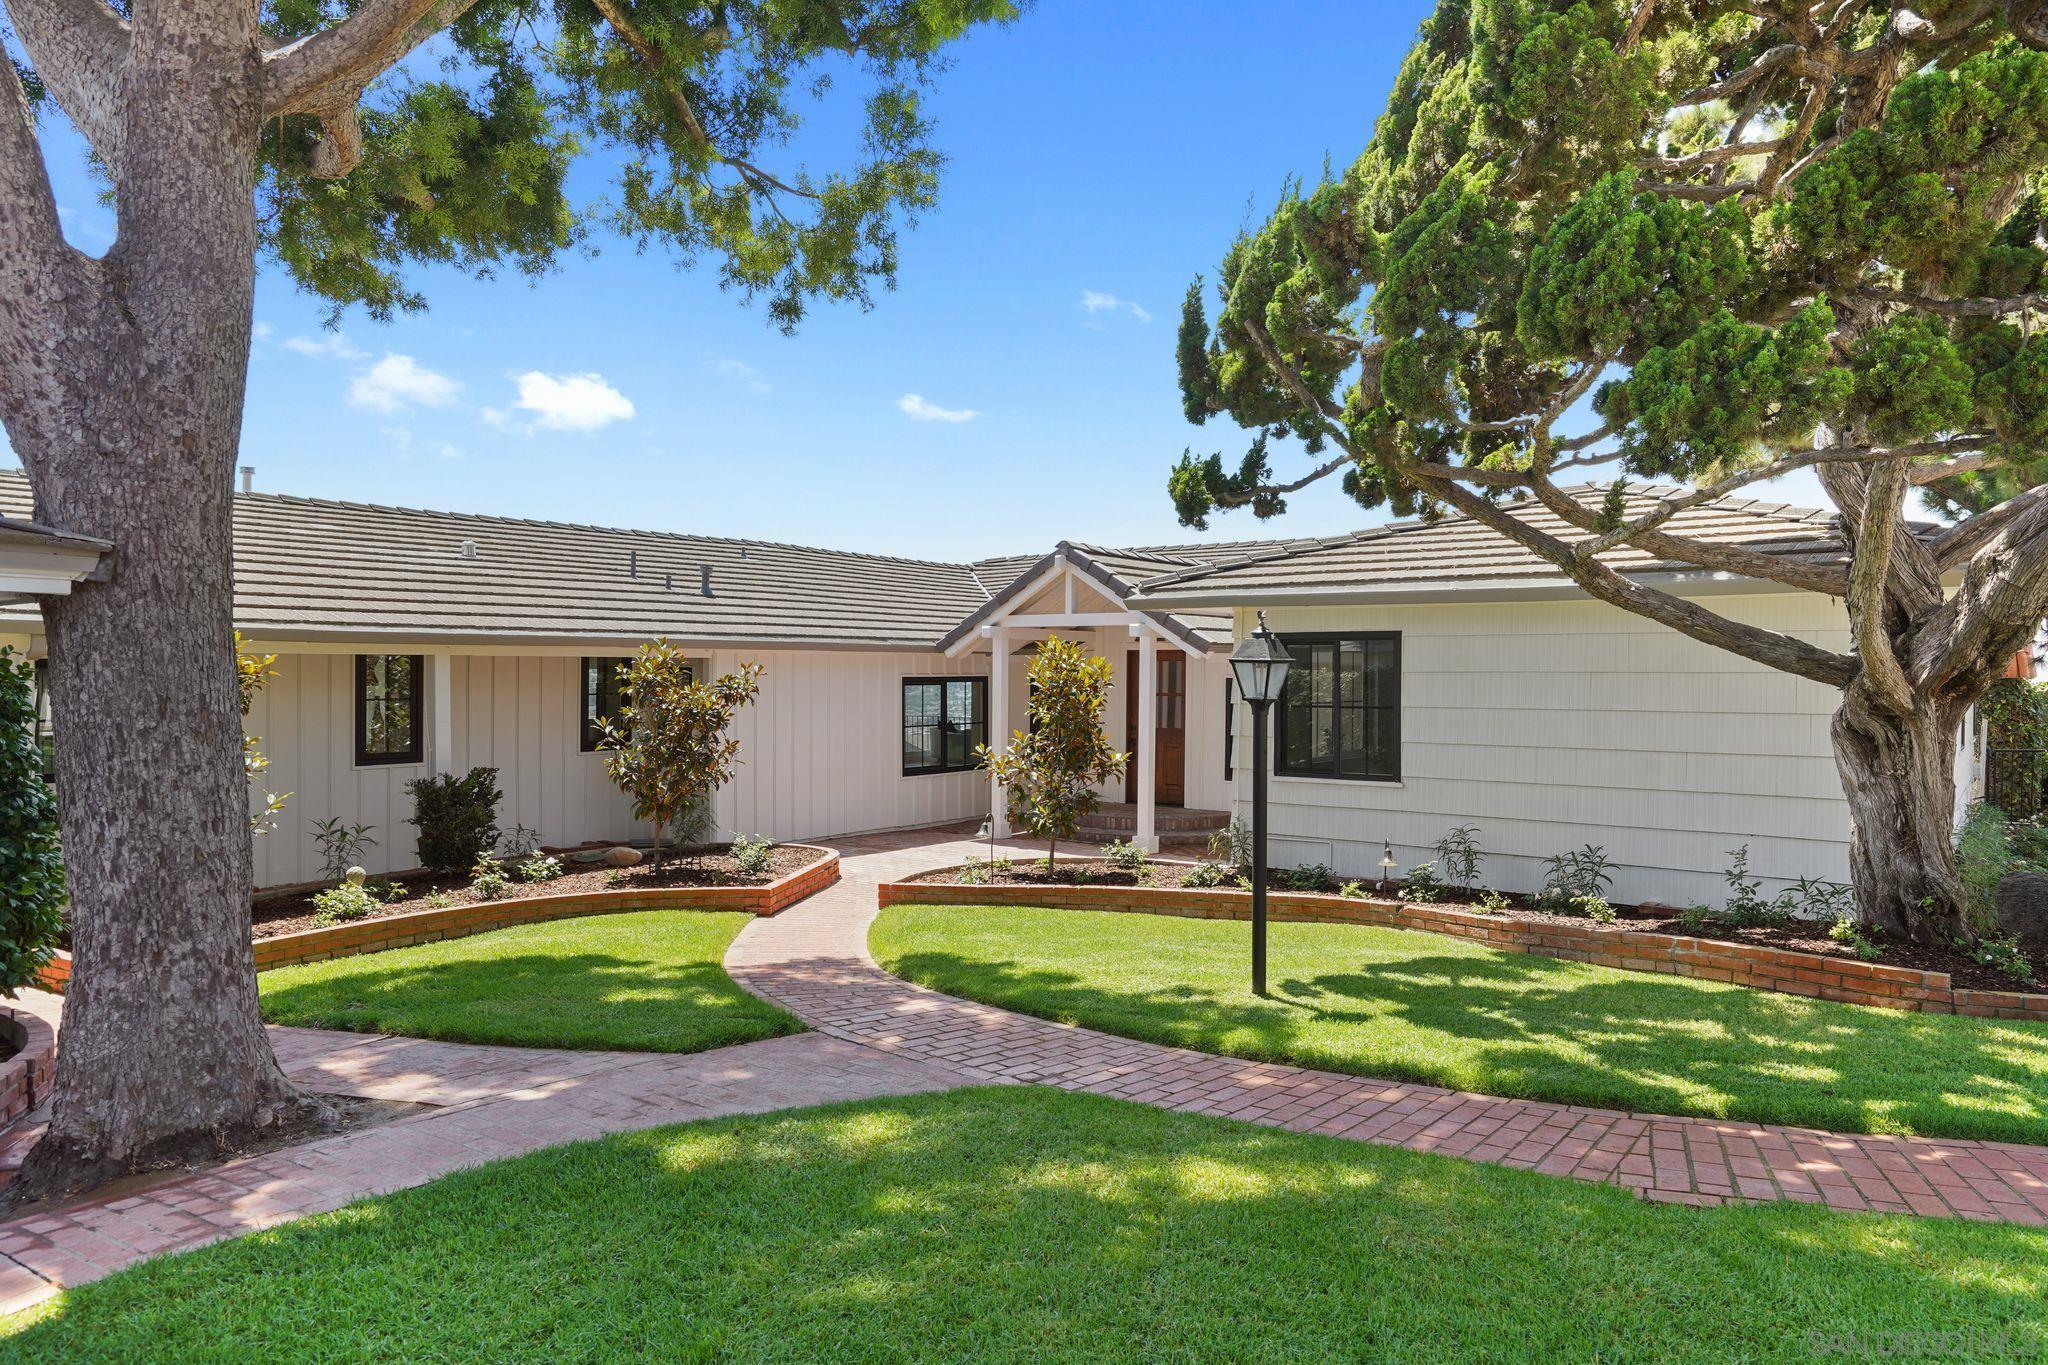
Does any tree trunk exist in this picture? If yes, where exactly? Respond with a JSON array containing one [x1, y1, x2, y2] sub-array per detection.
[[1831, 683, 1971, 945], [6, 12, 323, 1204]]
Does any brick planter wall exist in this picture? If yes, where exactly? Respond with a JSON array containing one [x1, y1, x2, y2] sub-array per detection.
[[877, 873, 2048, 1022], [0, 1005, 56, 1128], [35, 847, 839, 992]]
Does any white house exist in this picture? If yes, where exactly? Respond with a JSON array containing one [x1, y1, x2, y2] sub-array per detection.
[[0, 469, 1976, 906]]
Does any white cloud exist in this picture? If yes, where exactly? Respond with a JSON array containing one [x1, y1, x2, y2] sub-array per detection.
[[381, 426, 415, 453], [511, 371, 636, 431], [349, 354, 461, 414], [713, 358, 772, 394], [1080, 290, 1152, 323], [285, 331, 370, 362], [896, 393, 979, 424], [253, 321, 275, 343], [434, 442, 463, 460]]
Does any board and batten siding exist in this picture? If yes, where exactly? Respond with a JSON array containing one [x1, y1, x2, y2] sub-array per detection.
[[245, 646, 993, 888], [1230, 593, 1868, 908]]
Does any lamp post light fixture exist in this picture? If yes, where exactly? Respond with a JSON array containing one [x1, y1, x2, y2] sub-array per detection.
[[1379, 841, 1397, 895], [1229, 612, 1293, 997]]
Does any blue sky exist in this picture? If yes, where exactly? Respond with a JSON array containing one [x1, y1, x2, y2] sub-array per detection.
[[12, 0, 1832, 561]]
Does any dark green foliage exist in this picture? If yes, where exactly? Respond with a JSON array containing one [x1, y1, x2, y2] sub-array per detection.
[[0, 649, 62, 995], [406, 767, 503, 875], [1167, 0, 2048, 526], [227, 0, 1020, 325]]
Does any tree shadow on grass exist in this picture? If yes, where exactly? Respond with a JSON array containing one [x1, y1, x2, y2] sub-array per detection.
[[261, 950, 802, 1054], [9, 1089, 2046, 1360], [884, 934, 2048, 1144]]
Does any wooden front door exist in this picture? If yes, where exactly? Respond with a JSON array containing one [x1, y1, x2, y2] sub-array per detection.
[[1125, 650, 1187, 806]]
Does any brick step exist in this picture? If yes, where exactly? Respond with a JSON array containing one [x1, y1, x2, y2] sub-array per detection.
[[1077, 805, 1230, 839]]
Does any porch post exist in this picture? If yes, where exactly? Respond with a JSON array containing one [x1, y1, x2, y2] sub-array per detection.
[[427, 651, 456, 776], [1136, 630, 1158, 852], [989, 627, 1011, 838]]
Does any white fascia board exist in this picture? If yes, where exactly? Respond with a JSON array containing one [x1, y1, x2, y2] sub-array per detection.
[[1131, 569, 1821, 611]]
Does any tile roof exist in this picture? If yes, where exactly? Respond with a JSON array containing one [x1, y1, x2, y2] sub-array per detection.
[[1127, 485, 1858, 604], [0, 473, 1860, 647]]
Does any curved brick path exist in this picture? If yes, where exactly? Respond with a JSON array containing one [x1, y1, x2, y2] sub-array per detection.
[[5, 826, 2047, 1317], [729, 827, 2048, 1227]]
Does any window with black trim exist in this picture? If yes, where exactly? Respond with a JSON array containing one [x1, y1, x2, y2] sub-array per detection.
[[902, 677, 987, 775], [355, 654, 423, 766], [581, 657, 643, 752], [1274, 634, 1400, 781]]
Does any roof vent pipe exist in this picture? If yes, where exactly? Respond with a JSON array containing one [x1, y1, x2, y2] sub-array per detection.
[[629, 549, 638, 578], [664, 572, 672, 591], [238, 466, 254, 494], [700, 564, 714, 597], [460, 539, 477, 560]]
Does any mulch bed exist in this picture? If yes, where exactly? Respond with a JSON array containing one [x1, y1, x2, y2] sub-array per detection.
[[908, 858, 2044, 994], [247, 844, 826, 941]]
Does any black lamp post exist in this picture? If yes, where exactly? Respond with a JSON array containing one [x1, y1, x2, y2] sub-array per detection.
[[1229, 612, 1293, 997]]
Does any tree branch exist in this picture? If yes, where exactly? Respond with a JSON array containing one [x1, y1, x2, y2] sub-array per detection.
[[1843, 456, 1917, 713], [1911, 491, 2048, 694], [1407, 468, 1858, 687], [262, 0, 477, 117], [1856, 284, 2048, 318], [1931, 483, 2048, 569], [4, 0, 127, 168], [0, 54, 91, 449]]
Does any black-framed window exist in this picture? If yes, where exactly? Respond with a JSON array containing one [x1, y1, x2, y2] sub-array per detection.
[[581, 657, 643, 752], [1274, 634, 1400, 781], [355, 654, 423, 766], [902, 676, 987, 775]]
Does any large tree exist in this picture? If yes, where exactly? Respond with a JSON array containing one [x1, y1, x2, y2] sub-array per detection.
[[0, 0, 1014, 1199], [1169, 0, 2048, 946]]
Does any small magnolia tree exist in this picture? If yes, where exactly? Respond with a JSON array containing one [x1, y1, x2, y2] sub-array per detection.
[[602, 645, 764, 866], [980, 637, 1127, 870], [0, 648, 62, 995]]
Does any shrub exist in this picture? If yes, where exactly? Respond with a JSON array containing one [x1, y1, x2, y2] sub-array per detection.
[[310, 816, 377, 885], [1719, 845, 1794, 928], [1398, 861, 1445, 903], [729, 833, 774, 878], [470, 850, 511, 901], [1678, 905, 1715, 932], [419, 891, 454, 910], [1281, 863, 1333, 892], [369, 879, 408, 903], [958, 855, 992, 886], [1207, 817, 1253, 870], [601, 870, 627, 889], [502, 824, 543, 859], [0, 648, 63, 992], [1339, 880, 1367, 900], [1971, 932, 2037, 986], [1181, 861, 1230, 888], [311, 883, 379, 926], [1787, 875, 1855, 923], [408, 767, 502, 875], [1957, 802, 2020, 935], [1475, 889, 1512, 914], [1539, 845, 1613, 912], [1101, 839, 1150, 874], [1432, 824, 1483, 891], [516, 854, 562, 883]]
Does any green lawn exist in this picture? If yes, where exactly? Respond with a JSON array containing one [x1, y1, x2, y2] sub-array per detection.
[[259, 910, 800, 1053], [873, 904, 2048, 1145], [7, 1089, 2044, 1361]]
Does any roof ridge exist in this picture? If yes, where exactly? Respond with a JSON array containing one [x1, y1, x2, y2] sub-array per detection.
[[0, 467, 990, 572]]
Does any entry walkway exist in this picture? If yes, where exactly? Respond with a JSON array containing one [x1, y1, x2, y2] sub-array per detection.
[[729, 828, 2048, 1226], [3, 824, 2046, 1316]]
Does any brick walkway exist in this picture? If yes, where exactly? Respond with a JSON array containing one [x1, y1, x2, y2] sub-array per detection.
[[728, 827, 2048, 1228], [0, 1002, 967, 1314], [6, 824, 2048, 1317]]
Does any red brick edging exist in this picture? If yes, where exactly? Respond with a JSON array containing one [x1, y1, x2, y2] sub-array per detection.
[[877, 873, 2048, 1021], [36, 847, 840, 991], [0, 1004, 56, 1128]]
